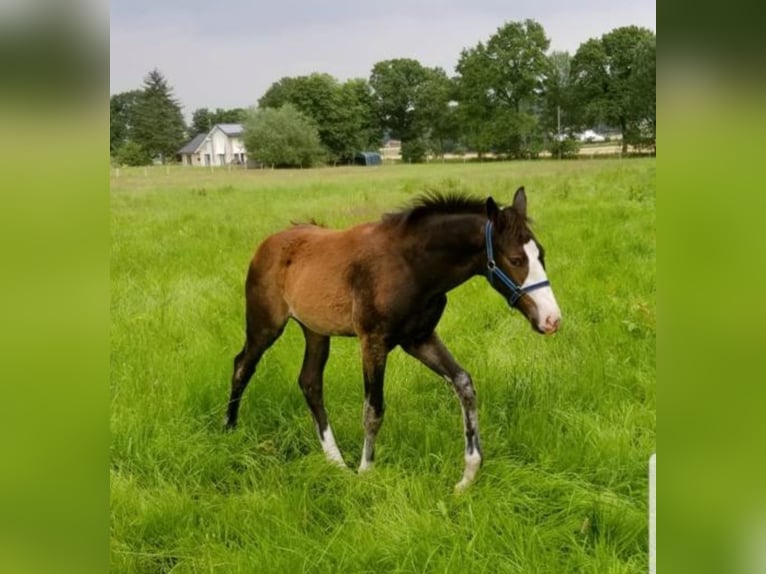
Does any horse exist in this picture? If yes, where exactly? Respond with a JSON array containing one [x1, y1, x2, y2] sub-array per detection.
[[225, 187, 561, 491]]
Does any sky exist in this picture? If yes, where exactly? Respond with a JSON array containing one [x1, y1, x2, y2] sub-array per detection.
[[110, 0, 655, 120]]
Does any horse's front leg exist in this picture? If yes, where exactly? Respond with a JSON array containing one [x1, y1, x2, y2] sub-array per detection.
[[358, 335, 388, 473], [403, 332, 482, 492]]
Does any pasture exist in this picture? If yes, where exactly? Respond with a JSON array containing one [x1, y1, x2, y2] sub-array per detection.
[[110, 159, 655, 572]]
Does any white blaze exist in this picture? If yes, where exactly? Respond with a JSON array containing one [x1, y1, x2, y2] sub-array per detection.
[[522, 240, 561, 330]]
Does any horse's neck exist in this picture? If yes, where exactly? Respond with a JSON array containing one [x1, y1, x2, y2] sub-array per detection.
[[409, 213, 486, 292]]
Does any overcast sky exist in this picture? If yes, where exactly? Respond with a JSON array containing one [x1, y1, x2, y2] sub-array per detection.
[[110, 0, 655, 120]]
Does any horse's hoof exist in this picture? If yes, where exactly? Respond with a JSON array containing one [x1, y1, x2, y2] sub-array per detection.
[[358, 462, 373, 474], [454, 479, 472, 493], [328, 457, 348, 470]]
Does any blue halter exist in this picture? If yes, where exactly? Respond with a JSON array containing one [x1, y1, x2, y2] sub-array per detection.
[[484, 220, 550, 306]]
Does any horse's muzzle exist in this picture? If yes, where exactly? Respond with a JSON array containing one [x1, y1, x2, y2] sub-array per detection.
[[532, 315, 560, 335], [541, 316, 560, 335]]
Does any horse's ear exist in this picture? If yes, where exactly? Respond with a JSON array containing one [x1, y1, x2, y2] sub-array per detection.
[[512, 186, 527, 218], [486, 197, 500, 224]]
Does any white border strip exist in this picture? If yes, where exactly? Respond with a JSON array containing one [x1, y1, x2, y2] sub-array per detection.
[[649, 453, 656, 574]]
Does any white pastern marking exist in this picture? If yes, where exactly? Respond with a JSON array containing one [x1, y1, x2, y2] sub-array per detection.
[[522, 240, 561, 327], [358, 441, 373, 473], [358, 434, 374, 473], [320, 425, 346, 467], [358, 457, 373, 473], [455, 451, 482, 492]]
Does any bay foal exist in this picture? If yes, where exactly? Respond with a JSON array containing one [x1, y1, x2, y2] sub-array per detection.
[[225, 188, 561, 491]]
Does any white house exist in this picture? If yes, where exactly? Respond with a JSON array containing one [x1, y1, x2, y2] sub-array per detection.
[[178, 123, 247, 166]]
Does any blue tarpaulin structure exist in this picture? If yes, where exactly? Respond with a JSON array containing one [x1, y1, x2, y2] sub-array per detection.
[[354, 152, 382, 166]]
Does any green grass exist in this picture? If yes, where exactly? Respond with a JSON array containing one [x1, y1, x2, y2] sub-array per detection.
[[110, 159, 655, 573]]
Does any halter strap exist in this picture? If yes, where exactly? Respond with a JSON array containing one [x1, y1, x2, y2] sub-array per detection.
[[484, 220, 550, 306]]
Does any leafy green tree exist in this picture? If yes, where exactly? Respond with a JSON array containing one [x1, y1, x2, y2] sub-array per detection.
[[540, 51, 575, 150], [340, 78, 383, 150], [131, 69, 186, 163], [369, 58, 428, 145], [369, 59, 453, 161], [417, 69, 457, 157], [243, 104, 325, 168], [628, 35, 656, 149], [114, 141, 152, 166], [190, 107, 248, 135], [571, 26, 656, 152], [191, 108, 214, 135], [454, 43, 496, 157], [110, 90, 141, 155], [400, 138, 428, 163], [259, 73, 373, 164], [455, 20, 551, 158], [539, 51, 582, 158]]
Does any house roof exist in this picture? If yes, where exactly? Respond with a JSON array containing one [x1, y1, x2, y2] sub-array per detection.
[[215, 123, 244, 136], [177, 123, 245, 154], [177, 132, 207, 154]]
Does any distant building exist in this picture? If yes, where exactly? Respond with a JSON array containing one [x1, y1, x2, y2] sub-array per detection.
[[380, 139, 401, 161], [354, 151, 382, 166], [178, 123, 248, 166]]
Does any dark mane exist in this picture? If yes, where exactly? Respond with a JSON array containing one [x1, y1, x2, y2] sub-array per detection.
[[383, 191, 533, 241], [383, 192, 488, 226]]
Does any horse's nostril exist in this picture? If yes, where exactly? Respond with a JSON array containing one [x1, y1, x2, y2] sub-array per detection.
[[545, 316, 561, 332]]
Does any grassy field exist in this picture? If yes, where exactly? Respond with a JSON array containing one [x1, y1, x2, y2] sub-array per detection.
[[110, 159, 655, 573]]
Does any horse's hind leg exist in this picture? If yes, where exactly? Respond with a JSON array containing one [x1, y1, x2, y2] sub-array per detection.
[[358, 335, 389, 473], [225, 299, 287, 429], [298, 325, 345, 467], [403, 332, 482, 492]]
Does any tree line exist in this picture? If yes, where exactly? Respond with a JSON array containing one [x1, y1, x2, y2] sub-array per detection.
[[110, 20, 655, 167]]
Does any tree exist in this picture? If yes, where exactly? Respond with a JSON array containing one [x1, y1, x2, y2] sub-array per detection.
[[131, 69, 186, 163], [110, 90, 142, 155], [455, 20, 551, 158], [114, 141, 151, 166], [541, 51, 572, 136], [454, 43, 496, 157], [190, 108, 213, 135], [369, 59, 453, 161], [628, 35, 656, 150], [541, 51, 580, 157], [340, 78, 383, 151], [243, 104, 325, 168], [190, 107, 248, 135], [259, 73, 374, 164], [400, 138, 428, 163], [369, 58, 428, 145], [416, 69, 458, 157], [571, 26, 656, 152]]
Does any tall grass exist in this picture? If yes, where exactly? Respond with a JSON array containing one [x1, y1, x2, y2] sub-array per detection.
[[111, 159, 655, 572]]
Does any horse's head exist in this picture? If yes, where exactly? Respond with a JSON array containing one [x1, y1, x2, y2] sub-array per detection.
[[484, 187, 561, 335]]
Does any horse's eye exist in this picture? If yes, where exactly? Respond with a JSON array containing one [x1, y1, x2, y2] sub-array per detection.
[[510, 257, 524, 267]]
